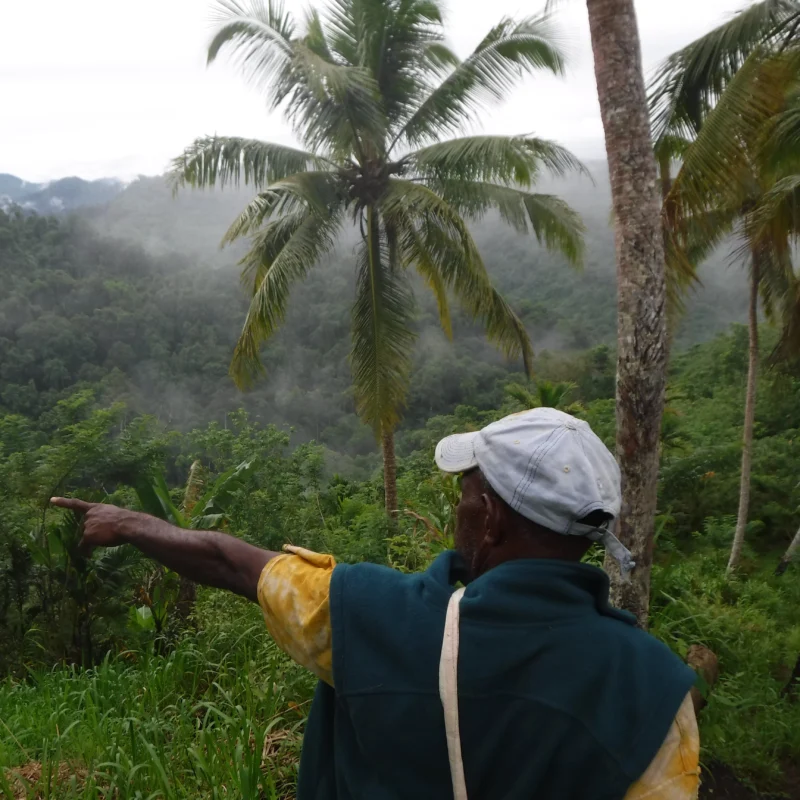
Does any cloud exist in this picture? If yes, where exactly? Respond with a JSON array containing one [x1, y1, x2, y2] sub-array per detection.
[[0, 0, 746, 181]]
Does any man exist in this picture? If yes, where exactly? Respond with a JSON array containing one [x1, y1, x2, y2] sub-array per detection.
[[53, 408, 699, 799]]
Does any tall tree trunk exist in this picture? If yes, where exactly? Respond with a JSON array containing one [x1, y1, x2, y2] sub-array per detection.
[[728, 263, 760, 575], [775, 525, 800, 576], [587, 0, 668, 628], [382, 426, 398, 517]]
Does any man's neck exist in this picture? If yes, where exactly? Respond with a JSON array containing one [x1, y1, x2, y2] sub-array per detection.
[[473, 527, 589, 578]]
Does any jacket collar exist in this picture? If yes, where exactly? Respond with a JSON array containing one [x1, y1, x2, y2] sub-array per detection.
[[426, 550, 636, 627]]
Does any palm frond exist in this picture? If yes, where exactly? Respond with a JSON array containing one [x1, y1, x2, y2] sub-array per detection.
[[406, 135, 588, 187], [649, 0, 800, 140], [235, 214, 304, 295], [303, 7, 336, 61], [665, 205, 739, 312], [231, 207, 344, 388], [417, 254, 453, 339], [208, 0, 296, 83], [771, 269, 800, 360], [350, 207, 416, 432], [762, 92, 800, 173], [667, 49, 797, 221], [169, 137, 332, 193], [753, 234, 794, 320], [282, 43, 387, 156], [396, 14, 566, 148], [327, 0, 451, 131], [754, 173, 800, 240], [208, 0, 385, 160], [382, 180, 534, 373], [505, 382, 538, 409], [222, 171, 345, 244], [425, 179, 585, 265]]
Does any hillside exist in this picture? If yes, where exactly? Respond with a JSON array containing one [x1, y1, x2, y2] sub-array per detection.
[[0, 164, 752, 469], [0, 173, 124, 214], [90, 165, 750, 350]]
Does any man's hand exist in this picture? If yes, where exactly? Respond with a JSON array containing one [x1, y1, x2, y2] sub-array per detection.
[[50, 496, 276, 601], [50, 497, 140, 555]]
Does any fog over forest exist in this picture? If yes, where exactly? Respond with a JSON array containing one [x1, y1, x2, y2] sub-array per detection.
[[1, 162, 750, 475]]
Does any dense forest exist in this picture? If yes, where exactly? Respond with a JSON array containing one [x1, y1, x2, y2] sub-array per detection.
[[1, 168, 749, 466], [2, 197, 800, 796]]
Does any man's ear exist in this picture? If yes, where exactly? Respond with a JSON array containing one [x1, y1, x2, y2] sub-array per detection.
[[481, 491, 504, 545]]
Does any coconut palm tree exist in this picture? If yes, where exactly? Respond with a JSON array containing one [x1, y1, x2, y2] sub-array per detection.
[[659, 47, 800, 573], [649, 0, 800, 147], [504, 379, 582, 414], [171, 0, 586, 515], [572, 0, 669, 627]]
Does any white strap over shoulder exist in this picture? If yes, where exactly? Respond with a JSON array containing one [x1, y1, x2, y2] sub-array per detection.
[[439, 586, 468, 800]]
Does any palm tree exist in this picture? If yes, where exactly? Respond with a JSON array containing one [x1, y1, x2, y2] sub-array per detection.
[[504, 379, 582, 414], [171, 0, 586, 515], [656, 34, 800, 573], [649, 0, 800, 147], [566, 0, 670, 627]]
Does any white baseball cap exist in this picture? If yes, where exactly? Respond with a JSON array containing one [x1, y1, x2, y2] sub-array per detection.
[[435, 407, 635, 575]]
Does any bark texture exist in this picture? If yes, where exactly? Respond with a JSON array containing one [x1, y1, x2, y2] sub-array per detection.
[[728, 264, 760, 575], [587, 0, 668, 628], [775, 525, 800, 576], [382, 426, 398, 517]]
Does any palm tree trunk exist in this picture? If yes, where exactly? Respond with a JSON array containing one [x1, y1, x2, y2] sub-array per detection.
[[775, 525, 800, 576], [382, 426, 398, 517], [586, 0, 668, 628], [728, 263, 760, 575]]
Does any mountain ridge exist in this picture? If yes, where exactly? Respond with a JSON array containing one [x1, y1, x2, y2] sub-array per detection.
[[0, 173, 125, 215]]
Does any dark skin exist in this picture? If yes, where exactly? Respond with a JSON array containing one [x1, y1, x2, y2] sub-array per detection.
[[50, 497, 278, 602], [455, 469, 591, 580], [50, 469, 588, 601]]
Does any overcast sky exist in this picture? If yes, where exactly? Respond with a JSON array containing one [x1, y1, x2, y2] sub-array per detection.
[[0, 0, 747, 182]]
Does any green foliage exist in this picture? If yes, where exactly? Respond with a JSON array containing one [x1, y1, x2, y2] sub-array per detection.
[[0, 593, 315, 798], [651, 541, 800, 787], [2, 324, 800, 791], [504, 379, 581, 413]]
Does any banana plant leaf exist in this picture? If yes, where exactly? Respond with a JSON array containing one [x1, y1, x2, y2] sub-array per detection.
[[135, 473, 188, 528], [197, 458, 257, 517]]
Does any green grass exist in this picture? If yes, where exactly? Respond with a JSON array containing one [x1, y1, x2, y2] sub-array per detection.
[[651, 535, 800, 789], [2, 540, 799, 797], [0, 592, 315, 799]]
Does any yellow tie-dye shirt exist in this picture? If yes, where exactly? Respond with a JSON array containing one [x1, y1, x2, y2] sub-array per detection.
[[258, 546, 700, 800]]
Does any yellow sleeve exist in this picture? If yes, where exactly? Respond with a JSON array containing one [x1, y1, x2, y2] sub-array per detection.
[[624, 692, 700, 800], [257, 545, 336, 686]]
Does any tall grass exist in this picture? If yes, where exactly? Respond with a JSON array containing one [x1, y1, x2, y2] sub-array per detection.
[[651, 525, 800, 787], [3, 525, 800, 796], [0, 593, 315, 799]]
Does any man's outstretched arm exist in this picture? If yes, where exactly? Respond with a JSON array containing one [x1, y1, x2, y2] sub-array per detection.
[[50, 497, 277, 602]]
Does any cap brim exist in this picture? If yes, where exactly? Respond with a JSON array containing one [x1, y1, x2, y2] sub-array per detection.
[[435, 431, 480, 473]]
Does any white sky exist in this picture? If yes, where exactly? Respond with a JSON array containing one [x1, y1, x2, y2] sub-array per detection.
[[0, 0, 747, 182]]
